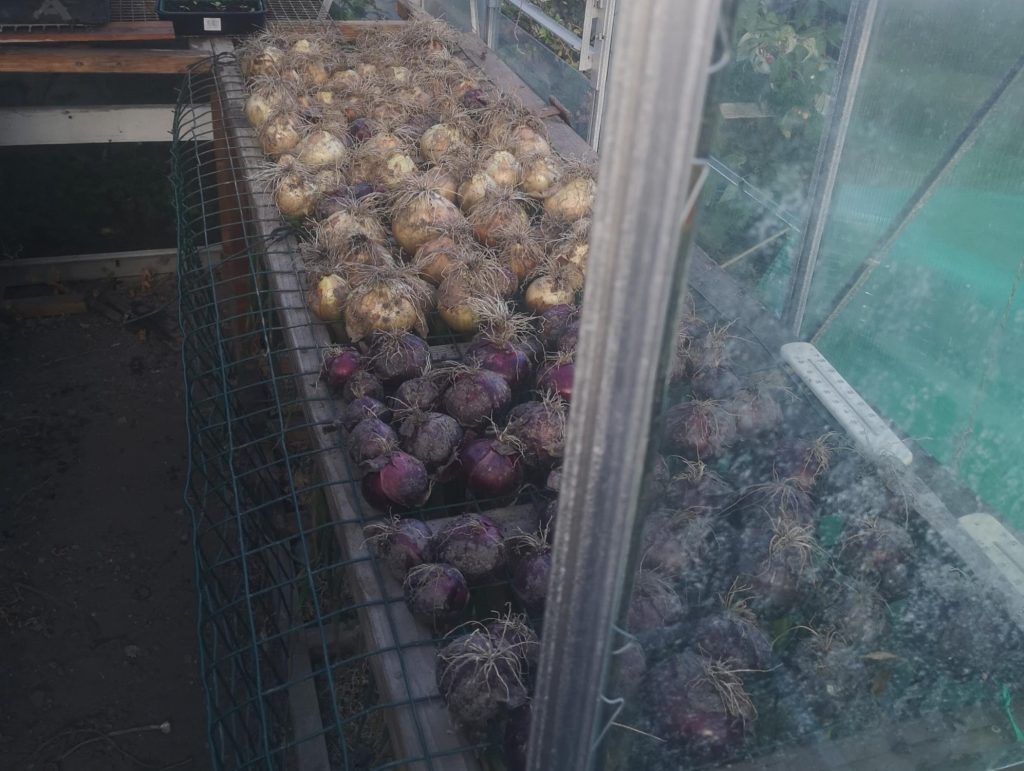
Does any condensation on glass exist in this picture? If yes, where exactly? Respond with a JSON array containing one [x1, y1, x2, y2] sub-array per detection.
[[588, 1, 1024, 769]]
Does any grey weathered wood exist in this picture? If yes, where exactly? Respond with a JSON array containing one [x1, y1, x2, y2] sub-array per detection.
[[0, 105, 212, 146], [0, 247, 219, 287]]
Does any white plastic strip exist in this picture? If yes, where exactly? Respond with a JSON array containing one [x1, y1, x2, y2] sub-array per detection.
[[781, 341, 912, 466], [959, 513, 1024, 592]]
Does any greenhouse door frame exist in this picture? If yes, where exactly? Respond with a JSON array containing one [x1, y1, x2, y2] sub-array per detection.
[[526, 1, 723, 769]]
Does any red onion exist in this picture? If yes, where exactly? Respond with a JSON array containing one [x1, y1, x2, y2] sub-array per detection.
[[339, 396, 391, 431], [323, 347, 362, 391], [626, 570, 685, 633], [349, 118, 373, 142], [838, 518, 913, 600], [403, 563, 468, 624], [461, 88, 488, 109], [360, 450, 430, 512], [536, 357, 574, 402], [461, 436, 524, 498], [664, 460, 736, 512], [737, 478, 816, 527], [773, 434, 837, 491], [434, 513, 505, 582], [730, 386, 783, 437], [690, 365, 742, 401], [545, 466, 562, 492], [436, 628, 528, 726], [364, 516, 433, 581], [506, 397, 567, 468], [555, 320, 579, 353], [537, 497, 558, 535], [390, 375, 442, 412], [511, 551, 551, 610], [441, 367, 512, 428], [538, 304, 578, 349], [735, 519, 817, 617], [485, 613, 540, 672], [691, 607, 772, 670], [398, 410, 463, 473], [349, 417, 398, 464], [368, 330, 431, 385], [465, 338, 534, 390], [664, 399, 737, 460], [342, 370, 383, 402]]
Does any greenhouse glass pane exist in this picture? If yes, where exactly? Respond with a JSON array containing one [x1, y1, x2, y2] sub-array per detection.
[[423, 0, 475, 33]]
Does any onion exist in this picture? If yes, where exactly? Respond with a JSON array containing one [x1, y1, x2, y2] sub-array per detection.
[[490, 218, 544, 282], [820, 579, 890, 647], [481, 150, 520, 187], [461, 436, 524, 499], [692, 605, 773, 670], [437, 255, 517, 333], [536, 355, 574, 402], [554, 321, 579, 353], [390, 375, 442, 412], [308, 273, 349, 322], [343, 265, 431, 341], [469, 189, 530, 247], [773, 433, 838, 491], [322, 346, 362, 391], [507, 396, 567, 468], [361, 449, 431, 512], [436, 628, 527, 725], [367, 330, 430, 385], [342, 370, 383, 402], [465, 337, 534, 390], [420, 123, 467, 164], [315, 205, 390, 266], [838, 518, 913, 599], [391, 181, 466, 254], [244, 89, 280, 129], [485, 612, 540, 672], [365, 516, 433, 582], [296, 130, 348, 170], [241, 45, 284, 78], [524, 264, 584, 314], [647, 650, 751, 755], [627, 570, 684, 633], [509, 124, 551, 159], [690, 364, 742, 401], [538, 304, 579, 349], [457, 172, 494, 213], [552, 219, 590, 272], [664, 459, 736, 512], [664, 398, 737, 460], [640, 511, 735, 601], [349, 416, 398, 464], [413, 234, 463, 286], [275, 168, 318, 220], [398, 410, 463, 473], [506, 530, 551, 609], [736, 477, 815, 526], [379, 152, 417, 190], [543, 175, 595, 222], [260, 112, 301, 157], [520, 153, 561, 199], [434, 513, 506, 582], [730, 385, 784, 437], [404, 563, 468, 624], [348, 117, 373, 143], [441, 366, 512, 428], [736, 519, 819, 616], [422, 165, 460, 204], [338, 396, 390, 431]]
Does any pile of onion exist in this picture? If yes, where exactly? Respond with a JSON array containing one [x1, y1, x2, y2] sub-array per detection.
[[468, 188, 530, 248], [342, 264, 432, 341], [391, 175, 466, 255], [437, 252, 517, 333], [525, 261, 584, 315], [436, 625, 528, 726], [463, 298, 538, 389], [364, 515, 434, 581], [440, 365, 512, 428], [434, 513, 506, 583]]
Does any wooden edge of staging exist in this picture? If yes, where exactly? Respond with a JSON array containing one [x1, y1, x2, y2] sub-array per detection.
[[208, 40, 479, 771], [0, 45, 207, 74], [0, 21, 176, 45]]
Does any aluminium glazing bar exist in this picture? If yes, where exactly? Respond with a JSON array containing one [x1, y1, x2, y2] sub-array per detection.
[[526, 0, 723, 768]]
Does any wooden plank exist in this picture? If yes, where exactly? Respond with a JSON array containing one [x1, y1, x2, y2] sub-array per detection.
[[269, 19, 406, 39], [0, 21, 175, 44], [0, 105, 212, 146], [0, 47, 207, 74], [0, 246, 219, 287], [213, 46, 478, 771], [1, 293, 88, 317]]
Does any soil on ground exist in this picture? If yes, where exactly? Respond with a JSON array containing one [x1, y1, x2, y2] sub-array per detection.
[[0, 277, 208, 770]]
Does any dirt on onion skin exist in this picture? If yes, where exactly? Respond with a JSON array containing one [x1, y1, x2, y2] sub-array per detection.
[[0, 282, 207, 769]]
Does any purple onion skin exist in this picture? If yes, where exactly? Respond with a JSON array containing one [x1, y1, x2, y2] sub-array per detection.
[[691, 611, 772, 670], [627, 572, 685, 633], [539, 304, 577, 349], [465, 339, 534, 390], [773, 439, 825, 492], [609, 643, 647, 701], [555, 321, 579, 353], [339, 396, 391, 431], [437, 632, 528, 726], [507, 401, 565, 469], [324, 347, 362, 391], [503, 705, 531, 771], [361, 451, 430, 512], [343, 370, 384, 402], [665, 470, 735, 513], [647, 651, 747, 756], [537, 497, 557, 536], [689, 365, 742, 401], [399, 411, 463, 472], [461, 437, 524, 498], [403, 563, 469, 624], [485, 619, 540, 672], [838, 519, 913, 600], [461, 88, 488, 109], [349, 417, 398, 464], [369, 332, 431, 385], [390, 376, 442, 412], [434, 514, 506, 582], [442, 369, 512, 428], [367, 518, 433, 582], [664, 400, 737, 460], [511, 552, 551, 609], [349, 118, 373, 143], [536, 361, 574, 403], [730, 389, 783, 437]]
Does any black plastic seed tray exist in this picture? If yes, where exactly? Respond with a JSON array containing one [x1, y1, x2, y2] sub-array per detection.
[[156, 0, 265, 35], [0, 0, 110, 26]]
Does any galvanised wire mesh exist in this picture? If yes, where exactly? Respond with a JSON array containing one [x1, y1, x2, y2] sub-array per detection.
[[170, 48, 536, 771]]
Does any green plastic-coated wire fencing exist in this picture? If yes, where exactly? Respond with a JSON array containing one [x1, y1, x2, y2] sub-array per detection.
[[169, 48, 529, 771]]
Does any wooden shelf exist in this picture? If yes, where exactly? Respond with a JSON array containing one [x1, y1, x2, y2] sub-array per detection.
[[0, 21, 175, 44]]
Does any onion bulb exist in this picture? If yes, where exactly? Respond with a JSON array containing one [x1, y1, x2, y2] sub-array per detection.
[[379, 152, 417, 190], [469, 189, 530, 248], [525, 263, 585, 314], [259, 111, 301, 157], [422, 165, 459, 203], [437, 255, 517, 333], [241, 44, 283, 79], [328, 67, 360, 89], [296, 130, 348, 170], [552, 218, 591, 272], [413, 233, 464, 286], [420, 123, 467, 164], [480, 150, 520, 188], [308, 274, 349, 322], [343, 265, 432, 341], [509, 123, 551, 159], [544, 174, 595, 222], [457, 172, 495, 214], [391, 178, 466, 254], [520, 153, 561, 199], [316, 203, 389, 262], [275, 169, 318, 220], [491, 218, 544, 282], [244, 87, 282, 130]]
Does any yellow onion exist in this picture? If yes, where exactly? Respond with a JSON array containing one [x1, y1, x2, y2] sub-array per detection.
[[423, 166, 459, 203], [380, 152, 418, 190], [509, 124, 551, 159], [437, 255, 517, 333], [413, 234, 463, 286], [275, 171, 318, 219], [308, 274, 349, 322], [520, 154, 561, 199], [260, 112, 301, 157], [420, 124, 466, 164], [493, 221, 544, 282], [328, 68, 360, 89], [344, 266, 431, 341], [242, 45, 284, 78], [481, 150, 520, 188], [296, 130, 348, 170], [469, 191, 530, 248], [356, 62, 378, 78], [544, 176, 595, 222], [317, 208, 388, 255], [313, 90, 334, 106], [457, 172, 494, 213], [389, 65, 411, 83], [392, 182, 466, 254], [525, 264, 584, 314]]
